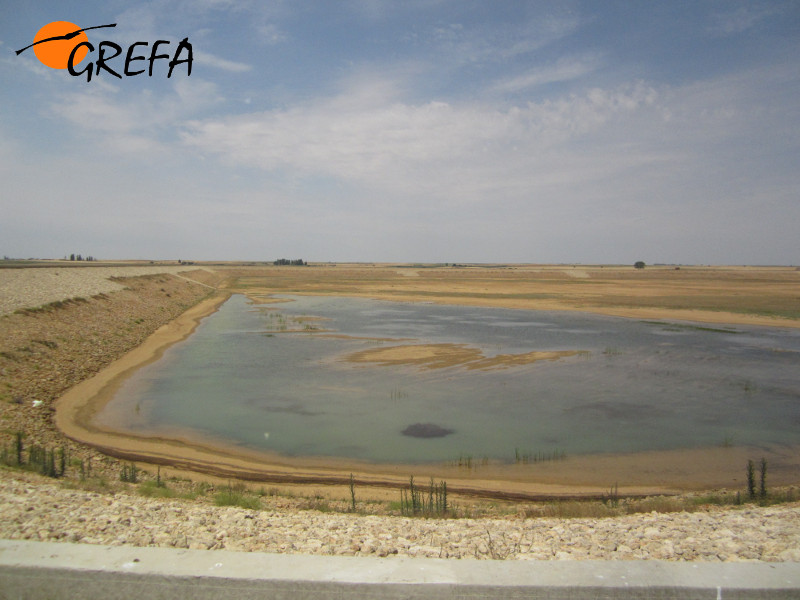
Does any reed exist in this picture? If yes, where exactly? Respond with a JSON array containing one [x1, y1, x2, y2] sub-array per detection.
[[389, 387, 408, 400], [514, 448, 566, 464], [602, 482, 619, 508], [400, 476, 449, 517], [15, 431, 23, 466], [120, 462, 138, 483], [2, 433, 67, 479], [747, 459, 756, 499]]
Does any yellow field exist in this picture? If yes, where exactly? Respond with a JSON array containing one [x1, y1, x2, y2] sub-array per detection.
[[227, 263, 800, 327]]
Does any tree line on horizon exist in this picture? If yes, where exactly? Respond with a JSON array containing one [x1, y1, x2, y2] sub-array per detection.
[[66, 254, 97, 262]]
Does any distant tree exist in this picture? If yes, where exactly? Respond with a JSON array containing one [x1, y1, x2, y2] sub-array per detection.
[[70, 254, 76, 261], [634, 261, 646, 269], [76, 254, 83, 261]]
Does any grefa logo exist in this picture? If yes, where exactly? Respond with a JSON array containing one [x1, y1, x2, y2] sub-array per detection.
[[16, 21, 192, 82]]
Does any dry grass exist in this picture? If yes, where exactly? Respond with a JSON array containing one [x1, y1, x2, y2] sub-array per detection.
[[226, 264, 800, 325]]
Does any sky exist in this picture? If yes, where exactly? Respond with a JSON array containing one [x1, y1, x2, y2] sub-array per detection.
[[1, 1, 798, 264]]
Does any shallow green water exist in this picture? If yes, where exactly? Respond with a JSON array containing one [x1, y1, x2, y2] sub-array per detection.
[[99, 294, 800, 463]]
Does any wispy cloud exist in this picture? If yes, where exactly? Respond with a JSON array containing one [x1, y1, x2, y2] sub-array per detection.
[[180, 76, 660, 202], [50, 77, 223, 154], [417, 9, 581, 70], [255, 22, 288, 45], [491, 54, 603, 94], [707, 4, 781, 35], [194, 52, 252, 73]]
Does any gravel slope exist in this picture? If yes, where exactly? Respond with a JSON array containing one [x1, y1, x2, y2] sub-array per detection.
[[0, 266, 203, 316], [1, 471, 798, 561]]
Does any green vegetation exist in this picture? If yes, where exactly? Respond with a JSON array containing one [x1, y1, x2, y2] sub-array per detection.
[[399, 476, 449, 517], [1, 432, 67, 478], [602, 483, 620, 508], [746, 457, 769, 502], [300, 493, 334, 513], [138, 479, 176, 498], [214, 483, 262, 510], [1, 429, 794, 521], [120, 463, 138, 483], [747, 459, 756, 499]]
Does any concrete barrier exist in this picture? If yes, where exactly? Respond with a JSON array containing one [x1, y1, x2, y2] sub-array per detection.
[[1, 539, 798, 599]]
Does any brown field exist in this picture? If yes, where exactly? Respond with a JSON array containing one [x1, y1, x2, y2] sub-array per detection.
[[43, 262, 800, 502], [230, 263, 800, 327]]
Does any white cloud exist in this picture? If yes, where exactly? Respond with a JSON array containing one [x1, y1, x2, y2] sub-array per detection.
[[194, 51, 252, 72], [50, 77, 223, 154], [171, 59, 800, 262], [491, 54, 603, 94], [255, 23, 288, 45], [422, 11, 581, 68], [180, 77, 660, 202]]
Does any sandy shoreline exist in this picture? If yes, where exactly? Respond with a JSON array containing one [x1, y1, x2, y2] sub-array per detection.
[[53, 289, 800, 500], [307, 291, 800, 330]]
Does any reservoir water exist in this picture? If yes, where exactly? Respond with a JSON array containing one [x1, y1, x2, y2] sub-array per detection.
[[99, 294, 800, 464]]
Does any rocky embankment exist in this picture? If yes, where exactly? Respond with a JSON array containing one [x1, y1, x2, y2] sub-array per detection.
[[1, 470, 799, 561], [0, 266, 214, 317], [0, 266, 220, 471]]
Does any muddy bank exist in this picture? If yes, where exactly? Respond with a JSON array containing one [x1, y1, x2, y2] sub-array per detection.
[[0, 268, 223, 476]]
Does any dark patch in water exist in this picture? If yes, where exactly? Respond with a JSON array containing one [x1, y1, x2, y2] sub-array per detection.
[[402, 423, 455, 438], [244, 397, 322, 416]]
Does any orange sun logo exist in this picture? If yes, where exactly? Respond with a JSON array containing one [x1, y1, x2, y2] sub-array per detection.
[[32, 21, 90, 69], [16, 22, 116, 69]]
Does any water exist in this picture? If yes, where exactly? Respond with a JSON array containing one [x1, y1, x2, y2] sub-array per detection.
[[99, 294, 800, 463]]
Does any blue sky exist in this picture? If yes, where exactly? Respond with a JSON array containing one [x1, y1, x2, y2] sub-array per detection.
[[1, 1, 798, 264]]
